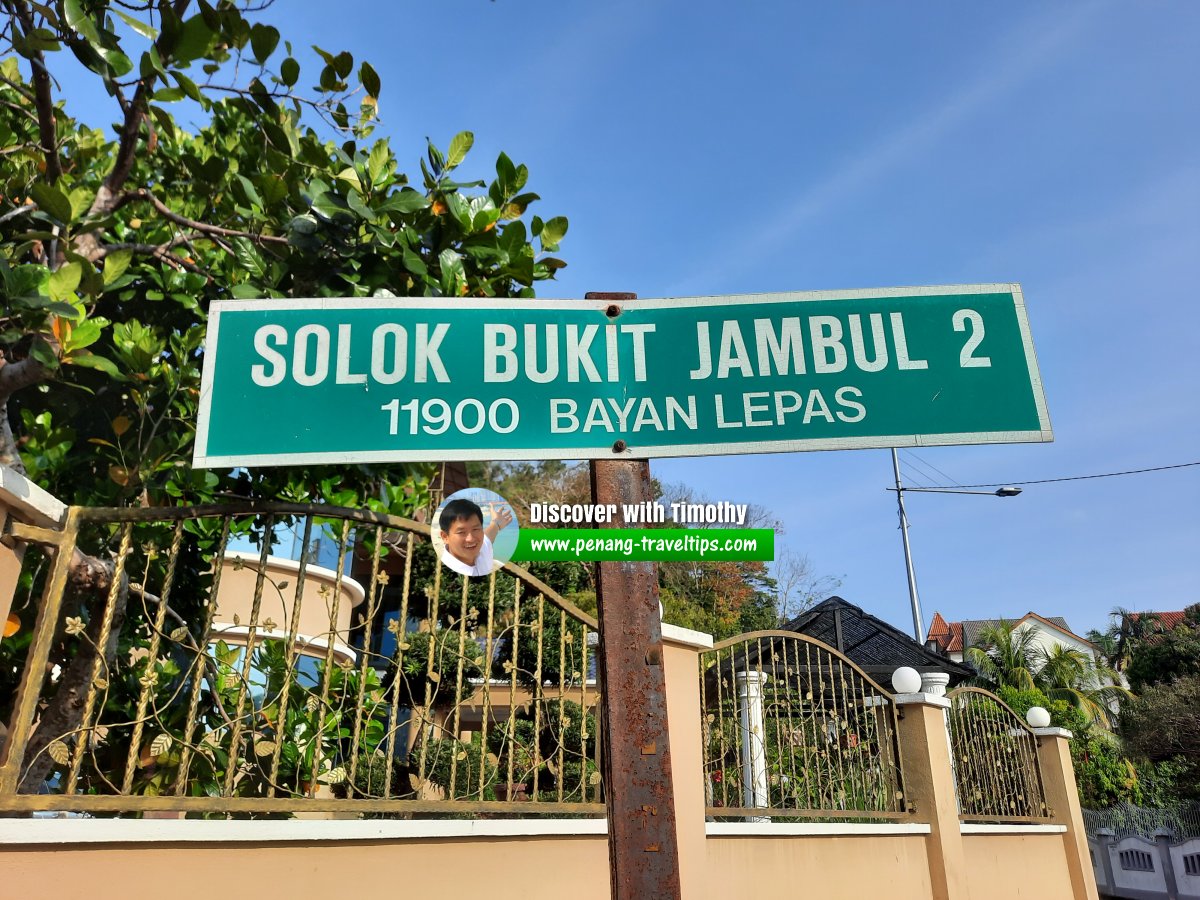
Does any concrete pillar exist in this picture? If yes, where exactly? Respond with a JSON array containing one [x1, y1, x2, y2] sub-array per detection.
[[735, 671, 769, 821], [1155, 830, 1180, 900], [920, 671, 950, 697], [661, 623, 713, 900], [1094, 828, 1116, 895], [895, 691, 970, 900], [1033, 726, 1101, 900]]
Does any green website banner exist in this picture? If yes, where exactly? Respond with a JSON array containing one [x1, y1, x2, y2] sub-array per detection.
[[515, 528, 775, 562], [194, 285, 1052, 467]]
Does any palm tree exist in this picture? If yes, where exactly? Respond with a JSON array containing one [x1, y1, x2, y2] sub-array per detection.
[[967, 622, 1133, 728], [1034, 644, 1131, 728], [1086, 606, 1167, 675], [965, 622, 1039, 691]]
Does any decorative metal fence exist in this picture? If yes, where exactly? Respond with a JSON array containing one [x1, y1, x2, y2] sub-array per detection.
[[0, 502, 603, 817], [1084, 802, 1200, 841], [946, 687, 1050, 822], [698, 630, 908, 820]]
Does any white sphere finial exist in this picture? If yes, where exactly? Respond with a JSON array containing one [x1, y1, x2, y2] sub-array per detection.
[[1026, 706, 1051, 729], [891, 666, 922, 694]]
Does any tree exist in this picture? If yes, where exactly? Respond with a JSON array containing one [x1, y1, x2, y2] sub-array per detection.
[[965, 623, 1039, 691], [968, 622, 1128, 727], [1120, 676, 1200, 802], [1, 0, 568, 789], [1086, 606, 1170, 676], [1124, 609, 1200, 692]]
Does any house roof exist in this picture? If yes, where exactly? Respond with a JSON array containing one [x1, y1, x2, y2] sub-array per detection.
[[1128, 610, 1189, 631], [926, 611, 1095, 653], [946, 622, 963, 652], [783, 596, 974, 683]]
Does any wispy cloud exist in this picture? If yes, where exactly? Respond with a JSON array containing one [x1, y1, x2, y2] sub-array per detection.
[[668, 2, 1111, 295]]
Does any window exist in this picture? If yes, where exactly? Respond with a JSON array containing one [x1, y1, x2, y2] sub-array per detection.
[[1118, 849, 1154, 872], [1184, 853, 1200, 877]]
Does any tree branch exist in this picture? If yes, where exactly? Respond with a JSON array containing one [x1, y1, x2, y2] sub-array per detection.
[[0, 201, 37, 224], [6, 0, 62, 182], [0, 352, 51, 406], [117, 189, 289, 245], [73, 0, 193, 260]]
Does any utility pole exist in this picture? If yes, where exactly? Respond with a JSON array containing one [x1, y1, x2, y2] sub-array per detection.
[[586, 292, 682, 900], [892, 448, 925, 642]]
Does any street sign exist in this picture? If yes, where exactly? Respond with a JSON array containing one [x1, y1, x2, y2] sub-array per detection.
[[193, 284, 1052, 468]]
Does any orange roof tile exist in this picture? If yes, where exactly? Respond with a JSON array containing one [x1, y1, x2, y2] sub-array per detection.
[[928, 612, 950, 638], [946, 622, 963, 652], [1130, 610, 1188, 630]]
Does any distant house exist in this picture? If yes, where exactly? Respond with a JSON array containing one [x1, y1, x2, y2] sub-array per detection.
[[1124, 609, 1193, 642], [784, 596, 974, 688], [925, 611, 1099, 666]]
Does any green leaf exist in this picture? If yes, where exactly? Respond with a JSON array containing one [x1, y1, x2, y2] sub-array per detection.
[[235, 174, 262, 210], [103, 249, 133, 287], [331, 51, 353, 79], [14, 296, 80, 318], [140, 45, 168, 81], [287, 214, 319, 236], [444, 192, 471, 230], [175, 15, 214, 63], [280, 57, 300, 87], [311, 191, 351, 222], [48, 263, 82, 301], [64, 317, 106, 352], [376, 190, 428, 215], [231, 238, 267, 280], [95, 45, 134, 77], [171, 71, 204, 103], [153, 87, 186, 103], [114, 9, 159, 40], [360, 61, 380, 98], [29, 337, 59, 370], [23, 28, 60, 52], [30, 184, 72, 224], [495, 152, 517, 197], [402, 247, 427, 276], [368, 140, 389, 184], [68, 188, 92, 220], [540, 216, 569, 251], [438, 248, 466, 296], [66, 351, 123, 378], [446, 131, 474, 170], [250, 24, 280, 64], [345, 190, 373, 221], [63, 0, 101, 43]]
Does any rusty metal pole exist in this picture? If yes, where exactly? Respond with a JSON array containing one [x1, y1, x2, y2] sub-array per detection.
[[586, 291, 683, 900]]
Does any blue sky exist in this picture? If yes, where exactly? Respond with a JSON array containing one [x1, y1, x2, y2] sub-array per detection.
[[50, 2, 1200, 638]]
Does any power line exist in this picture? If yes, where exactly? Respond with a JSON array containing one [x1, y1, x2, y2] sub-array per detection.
[[902, 449, 962, 487], [933, 461, 1200, 489]]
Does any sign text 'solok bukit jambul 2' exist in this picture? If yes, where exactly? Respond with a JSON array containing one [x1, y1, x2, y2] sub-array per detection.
[[193, 285, 1052, 467]]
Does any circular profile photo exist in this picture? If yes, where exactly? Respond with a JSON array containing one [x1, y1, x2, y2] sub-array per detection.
[[431, 488, 519, 578]]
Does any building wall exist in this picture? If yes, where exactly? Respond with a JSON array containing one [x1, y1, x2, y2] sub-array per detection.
[[962, 832, 1077, 899], [705, 833, 932, 899], [0, 830, 612, 900]]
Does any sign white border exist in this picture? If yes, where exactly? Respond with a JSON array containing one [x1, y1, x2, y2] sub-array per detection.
[[194, 283, 1052, 467]]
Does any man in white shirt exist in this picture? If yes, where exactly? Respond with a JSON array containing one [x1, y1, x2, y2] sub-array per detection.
[[438, 498, 513, 577]]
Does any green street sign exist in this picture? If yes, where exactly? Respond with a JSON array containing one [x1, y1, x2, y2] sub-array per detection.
[[194, 284, 1051, 468]]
